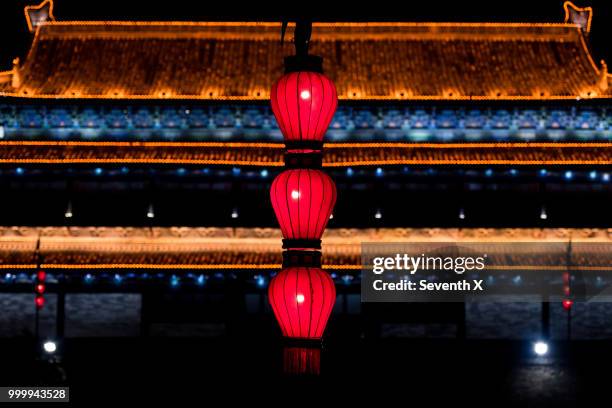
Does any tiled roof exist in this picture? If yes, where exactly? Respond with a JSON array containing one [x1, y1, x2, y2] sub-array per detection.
[[0, 21, 609, 100], [0, 227, 609, 269], [0, 141, 609, 165]]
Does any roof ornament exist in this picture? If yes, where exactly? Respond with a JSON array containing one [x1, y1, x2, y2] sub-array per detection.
[[24, 0, 55, 33], [599, 60, 609, 92], [11, 58, 21, 88], [280, 19, 322, 73], [563, 1, 593, 35]]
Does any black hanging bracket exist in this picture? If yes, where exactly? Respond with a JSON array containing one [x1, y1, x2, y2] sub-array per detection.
[[280, 19, 323, 74]]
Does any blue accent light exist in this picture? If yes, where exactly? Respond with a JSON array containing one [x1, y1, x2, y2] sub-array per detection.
[[346, 167, 354, 177], [260, 169, 269, 178], [120, 167, 129, 174], [509, 168, 518, 176], [375, 167, 383, 177], [589, 170, 597, 180], [83, 274, 94, 284], [176, 167, 186, 175], [564, 170, 573, 180], [255, 275, 266, 288], [170, 275, 180, 288], [15, 167, 24, 175], [196, 274, 206, 286], [94, 168, 103, 175], [539, 169, 547, 177], [603, 173, 610, 182], [113, 274, 123, 284], [485, 169, 493, 177], [232, 167, 241, 176]]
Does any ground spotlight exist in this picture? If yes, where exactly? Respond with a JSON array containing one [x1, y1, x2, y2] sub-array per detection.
[[43, 340, 57, 354], [533, 341, 549, 356], [64, 201, 73, 218], [146, 203, 155, 219]]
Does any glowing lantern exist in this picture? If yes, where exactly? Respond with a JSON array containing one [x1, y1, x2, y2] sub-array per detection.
[[35, 295, 45, 309], [268, 266, 336, 340], [562, 299, 573, 310], [270, 71, 337, 149], [270, 169, 336, 249]]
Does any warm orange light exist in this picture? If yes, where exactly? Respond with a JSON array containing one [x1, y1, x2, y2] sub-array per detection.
[[24, 0, 55, 33], [1, 16, 608, 101], [0, 141, 608, 166], [564, 1, 593, 34]]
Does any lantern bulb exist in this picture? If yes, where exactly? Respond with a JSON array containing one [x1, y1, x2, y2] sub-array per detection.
[[43, 341, 57, 354], [296, 293, 305, 303], [300, 90, 311, 100], [291, 190, 300, 200]]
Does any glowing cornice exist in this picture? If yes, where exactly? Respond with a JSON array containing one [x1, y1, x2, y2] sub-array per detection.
[[24, 0, 55, 33], [0, 141, 609, 166], [2, 4, 607, 101], [564, 1, 593, 34]]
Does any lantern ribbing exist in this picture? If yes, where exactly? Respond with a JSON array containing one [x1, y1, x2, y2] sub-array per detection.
[[268, 24, 338, 341]]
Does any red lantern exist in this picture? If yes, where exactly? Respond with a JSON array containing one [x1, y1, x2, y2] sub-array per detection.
[[562, 299, 573, 311], [270, 71, 337, 147], [270, 169, 336, 249], [268, 266, 336, 340], [35, 295, 45, 309]]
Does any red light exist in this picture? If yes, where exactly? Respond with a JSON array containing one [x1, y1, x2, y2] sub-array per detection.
[[283, 346, 321, 375], [270, 169, 336, 249], [37, 270, 46, 282], [562, 299, 573, 310], [268, 266, 336, 340], [270, 71, 337, 145], [35, 283, 45, 294], [35, 295, 45, 308]]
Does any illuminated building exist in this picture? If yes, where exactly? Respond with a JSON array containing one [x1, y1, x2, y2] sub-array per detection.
[[0, 0, 610, 345]]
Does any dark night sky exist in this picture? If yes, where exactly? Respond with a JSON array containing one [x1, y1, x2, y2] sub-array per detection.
[[0, 0, 609, 69]]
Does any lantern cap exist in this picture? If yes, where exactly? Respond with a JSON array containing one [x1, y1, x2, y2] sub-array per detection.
[[282, 250, 322, 267], [282, 238, 322, 251], [284, 55, 323, 74], [283, 338, 323, 348], [284, 152, 323, 169]]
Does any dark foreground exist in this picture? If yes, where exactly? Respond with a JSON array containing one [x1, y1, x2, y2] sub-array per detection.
[[1, 335, 610, 406]]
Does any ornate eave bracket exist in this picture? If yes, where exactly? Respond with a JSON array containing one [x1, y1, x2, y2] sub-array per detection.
[[25, 0, 56, 33], [564, 1, 593, 35]]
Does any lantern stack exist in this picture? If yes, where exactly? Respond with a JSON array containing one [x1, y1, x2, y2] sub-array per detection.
[[268, 44, 339, 342]]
